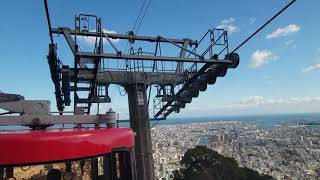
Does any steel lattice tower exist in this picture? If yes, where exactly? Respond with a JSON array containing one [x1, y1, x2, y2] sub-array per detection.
[[46, 13, 239, 180]]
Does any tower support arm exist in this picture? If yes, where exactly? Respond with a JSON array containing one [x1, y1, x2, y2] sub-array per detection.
[[68, 70, 187, 85], [51, 28, 198, 45], [126, 84, 155, 180], [102, 31, 120, 54], [75, 52, 232, 64], [158, 36, 202, 59], [61, 28, 76, 54]]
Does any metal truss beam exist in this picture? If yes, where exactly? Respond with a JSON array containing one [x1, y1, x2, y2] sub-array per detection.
[[68, 69, 187, 85], [51, 28, 198, 45], [61, 28, 76, 54], [76, 52, 232, 64], [58, 28, 231, 63]]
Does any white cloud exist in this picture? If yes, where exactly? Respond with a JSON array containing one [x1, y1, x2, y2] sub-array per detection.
[[302, 64, 320, 72], [175, 95, 320, 117], [249, 17, 256, 25], [240, 96, 265, 106], [224, 96, 320, 109], [216, 17, 239, 34], [250, 49, 277, 68], [302, 48, 320, 73], [79, 29, 120, 46], [266, 24, 301, 39]]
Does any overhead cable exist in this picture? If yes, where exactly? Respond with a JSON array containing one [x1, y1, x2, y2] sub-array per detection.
[[44, 0, 54, 44], [231, 0, 296, 53]]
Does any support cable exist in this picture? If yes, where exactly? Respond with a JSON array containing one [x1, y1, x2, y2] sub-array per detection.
[[124, 0, 148, 54], [132, 0, 147, 32], [147, 41, 159, 106], [231, 0, 296, 53], [124, 0, 152, 53], [150, 43, 163, 128], [135, 0, 152, 35], [44, 0, 54, 44]]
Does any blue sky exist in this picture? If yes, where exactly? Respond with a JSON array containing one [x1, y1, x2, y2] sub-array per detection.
[[0, 0, 320, 118]]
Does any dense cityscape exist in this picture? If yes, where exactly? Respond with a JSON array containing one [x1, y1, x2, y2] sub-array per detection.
[[152, 121, 320, 180]]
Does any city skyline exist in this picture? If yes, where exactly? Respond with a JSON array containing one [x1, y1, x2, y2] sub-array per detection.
[[152, 120, 320, 179]]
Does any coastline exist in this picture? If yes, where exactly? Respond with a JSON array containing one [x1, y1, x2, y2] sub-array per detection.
[[158, 113, 320, 129]]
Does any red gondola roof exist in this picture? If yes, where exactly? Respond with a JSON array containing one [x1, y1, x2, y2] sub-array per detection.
[[0, 128, 135, 166]]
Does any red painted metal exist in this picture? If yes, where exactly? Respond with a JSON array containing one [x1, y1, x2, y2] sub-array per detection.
[[0, 128, 134, 165]]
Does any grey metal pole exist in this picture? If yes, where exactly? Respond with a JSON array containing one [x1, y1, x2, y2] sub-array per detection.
[[126, 84, 154, 180]]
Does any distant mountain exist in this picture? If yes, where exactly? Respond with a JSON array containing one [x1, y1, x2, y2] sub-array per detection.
[[172, 146, 273, 180]]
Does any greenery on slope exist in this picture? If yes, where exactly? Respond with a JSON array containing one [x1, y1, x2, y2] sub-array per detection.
[[172, 146, 273, 180]]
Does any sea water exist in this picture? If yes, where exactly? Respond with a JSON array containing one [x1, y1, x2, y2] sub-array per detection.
[[156, 113, 320, 129]]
